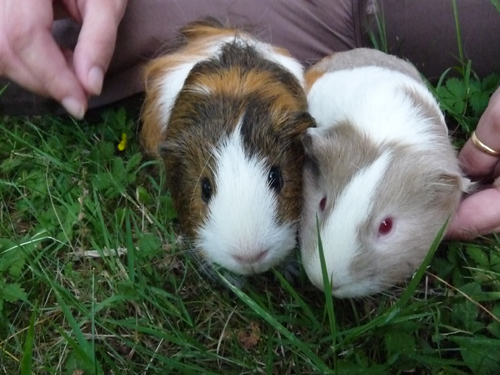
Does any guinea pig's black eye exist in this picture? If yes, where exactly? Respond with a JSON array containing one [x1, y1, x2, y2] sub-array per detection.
[[268, 166, 283, 193], [201, 177, 212, 203]]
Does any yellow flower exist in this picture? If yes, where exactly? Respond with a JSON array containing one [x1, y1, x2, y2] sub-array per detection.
[[118, 133, 127, 151]]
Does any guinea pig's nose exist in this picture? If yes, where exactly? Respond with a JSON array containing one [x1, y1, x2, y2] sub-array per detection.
[[233, 250, 268, 265]]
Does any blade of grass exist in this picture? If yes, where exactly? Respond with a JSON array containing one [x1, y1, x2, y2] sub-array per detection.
[[316, 217, 338, 353], [54, 326, 100, 374], [218, 273, 333, 374], [395, 220, 448, 308], [20, 307, 36, 375], [31, 256, 102, 373], [55, 290, 100, 373], [337, 222, 446, 346], [272, 268, 321, 330], [91, 188, 112, 251], [125, 210, 135, 283], [367, 0, 388, 52], [91, 271, 97, 375], [436, 67, 453, 91], [0, 83, 9, 96], [0, 123, 79, 174], [451, 0, 465, 71], [491, 0, 500, 13]]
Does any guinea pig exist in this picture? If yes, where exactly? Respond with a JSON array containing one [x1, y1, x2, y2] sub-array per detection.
[[299, 48, 469, 298], [141, 19, 315, 275]]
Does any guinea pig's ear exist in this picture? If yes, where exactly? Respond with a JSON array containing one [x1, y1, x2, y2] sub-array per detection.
[[431, 171, 470, 204], [437, 172, 464, 189], [302, 128, 321, 177], [158, 139, 183, 159], [302, 127, 317, 156], [285, 111, 316, 138]]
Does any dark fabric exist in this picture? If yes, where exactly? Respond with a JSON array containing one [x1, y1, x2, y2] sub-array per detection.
[[0, 0, 367, 115], [375, 0, 500, 81], [1, 0, 498, 116]]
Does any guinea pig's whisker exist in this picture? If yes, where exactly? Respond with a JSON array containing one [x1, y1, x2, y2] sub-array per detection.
[[169, 246, 191, 256], [190, 247, 210, 269], [349, 161, 363, 171], [363, 295, 378, 303], [196, 261, 218, 282], [378, 284, 406, 300]]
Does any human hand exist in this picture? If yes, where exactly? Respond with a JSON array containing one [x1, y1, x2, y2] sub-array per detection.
[[0, 0, 127, 119], [446, 87, 500, 240]]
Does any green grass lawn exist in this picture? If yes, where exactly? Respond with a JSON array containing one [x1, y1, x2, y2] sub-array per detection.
[[1, 68, 500, 374]]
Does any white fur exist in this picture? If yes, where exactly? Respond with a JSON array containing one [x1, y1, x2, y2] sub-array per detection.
[[307, 67, 445, 151], [304, 150, 392, 297], [156, 34, 304, 131], [196, 120, 296, 275], [254, 43, 304, 86], [156, 61, 202, 130]]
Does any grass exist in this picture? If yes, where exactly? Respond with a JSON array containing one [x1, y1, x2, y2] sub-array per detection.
[[2, 5, 500, 373], [1, 74, 500, 375]]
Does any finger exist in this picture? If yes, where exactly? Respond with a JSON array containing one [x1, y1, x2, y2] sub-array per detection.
[[446, 186, 500, 240], [12, 30, 87, 118], [72, 0, 127, 96], [1, 0, 88, 120], [459, 89, 500, 177], [4, 45, 73, 97]]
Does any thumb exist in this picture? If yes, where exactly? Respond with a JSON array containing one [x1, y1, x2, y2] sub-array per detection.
[[72, 0, 127, 95]]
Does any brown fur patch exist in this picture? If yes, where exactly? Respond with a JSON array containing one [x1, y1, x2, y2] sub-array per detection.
[[189, 68, 304, 118], [308, 48, 423, 83], [304, 68, 326, 92], [180, 20, 236, 41], [272, 46, 292, 57], [140, 25, 243, 155], [308, 121, 383, 220]]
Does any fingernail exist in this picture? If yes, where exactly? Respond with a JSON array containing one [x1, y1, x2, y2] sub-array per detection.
[[61, 97, 85, 119], [88, 66, 104, 95]]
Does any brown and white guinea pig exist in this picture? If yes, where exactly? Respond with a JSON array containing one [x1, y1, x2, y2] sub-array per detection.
[[299, 48, 470, 298], [140, 19, 315, 275]]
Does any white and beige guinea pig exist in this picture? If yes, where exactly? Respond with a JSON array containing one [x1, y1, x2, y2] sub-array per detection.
[[141, 19, 315, 275], [299, 48, 469, 298]]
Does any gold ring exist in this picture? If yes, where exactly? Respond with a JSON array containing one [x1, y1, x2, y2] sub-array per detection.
[[471, 131, 500, 157]]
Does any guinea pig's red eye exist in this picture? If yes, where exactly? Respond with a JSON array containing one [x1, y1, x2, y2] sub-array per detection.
[[378, 217, 393, 236], [319, 197, 327, 212]]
